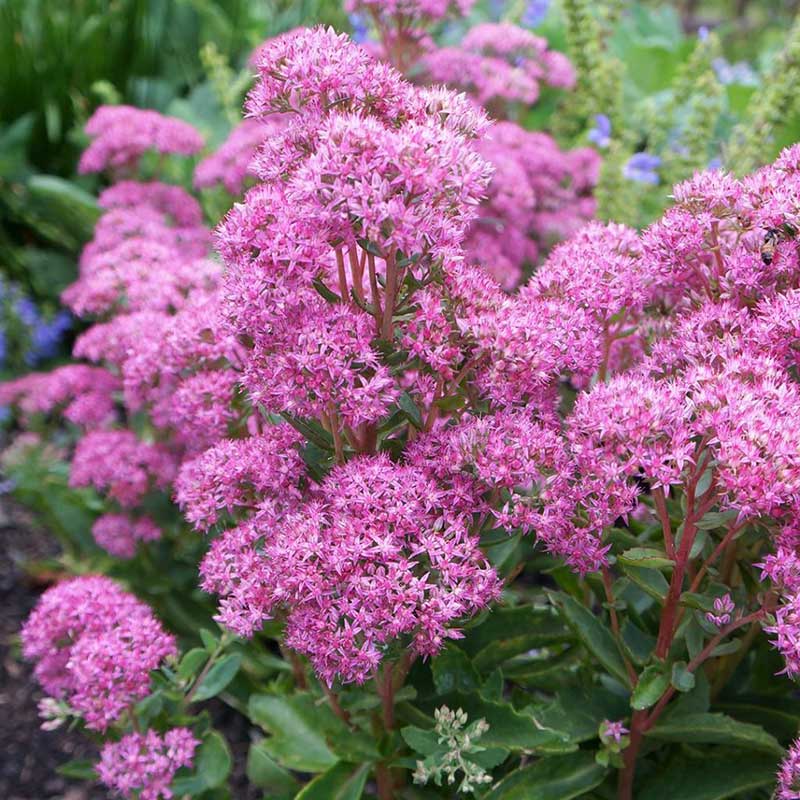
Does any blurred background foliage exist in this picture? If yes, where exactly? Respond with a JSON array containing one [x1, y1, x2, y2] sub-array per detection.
[[2, 0, 800, 371]]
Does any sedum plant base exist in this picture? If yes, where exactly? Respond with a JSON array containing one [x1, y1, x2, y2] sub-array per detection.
[[5, 11, 800, 800]]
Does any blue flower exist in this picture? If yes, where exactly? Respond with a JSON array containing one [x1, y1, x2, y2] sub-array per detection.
[[623, 152, 661, 185], [698, 26, 710, 41], [521, 0, 550, 28], [349, 13, 369, 44], [0, 329, 6, 368], [588, 114, 612, 149], [14, 297, 40, 327], [25, 310, 72, 365], [712, 57, 757, 87]]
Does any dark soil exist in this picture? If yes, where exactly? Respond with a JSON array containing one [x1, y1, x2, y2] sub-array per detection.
[[0, 497, 104, 800], [0, 497, 260, 799]]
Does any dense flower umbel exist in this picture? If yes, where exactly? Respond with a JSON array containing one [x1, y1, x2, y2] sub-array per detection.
[[92, 513, 162, 559], [195, 118, 283, 196], [97, 728, 198, 800], [200, 455, 500, 684], [467, 124, 599, 287], [79, 105, 204, 174], [175, 426, 306, 530], [70, 430, 178, 508], [776, 738, 800, 800], [422, 23, 575, 111], [0, 365, 119, 428], [21, 576, 175, 730]]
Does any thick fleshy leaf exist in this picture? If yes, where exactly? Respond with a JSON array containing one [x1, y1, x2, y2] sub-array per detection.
[[171, 731, 232, 794], [295, 762, 369, 800], [640, 753, 778, 800], [461, 605, 570, 672], [248, 694, 339, 772], [192, 653, 242, 701], [618, 547, 674, 569], [552, 593, 631, 686], [531, 685, 629, 745], [249, 693, 378, 771], [483, 752, 606, 799], [246, 742, 298, 797], [646, 712, 784, 755], [631, 664, 670, 710], [717, 695, 800, 742], [432, 647, 480, 694], [428, 692, 572, 752]]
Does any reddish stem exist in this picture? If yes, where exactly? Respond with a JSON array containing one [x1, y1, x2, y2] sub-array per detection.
[[381, 251, 398, 341]]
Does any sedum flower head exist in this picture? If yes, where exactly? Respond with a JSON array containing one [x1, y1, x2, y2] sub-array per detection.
[[97, 727, 198, 800]]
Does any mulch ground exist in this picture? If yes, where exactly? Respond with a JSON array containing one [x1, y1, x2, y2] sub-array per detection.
[[0, 496, 260, 799]]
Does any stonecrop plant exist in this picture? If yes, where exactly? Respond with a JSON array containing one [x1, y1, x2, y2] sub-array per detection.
[[7, 8, 800, 800]]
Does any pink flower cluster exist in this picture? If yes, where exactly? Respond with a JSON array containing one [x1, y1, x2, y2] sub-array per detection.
[[79, 105, 204, 174], [423, 23, 575, 111], [92, 513, 162, 559], [0, 365, 119, 428], [350, 9, 595, 287], [97, 728, 198, 800], [70, 430, 177, 508], [194, 118, 284, 195], [467, 124, 599, 288], [200, 455, 499, 684], [777, 739, 800, 799], [345, 0, 474, 21], [15, 26, 800, 699], [21, 576, 175, 731]]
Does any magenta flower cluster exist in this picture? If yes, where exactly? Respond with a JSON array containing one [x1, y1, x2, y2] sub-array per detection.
[[97, 728, 198, 800], [79, 105, 204, 174], [11, 19, 800, 798], [21, 576, 175, 731]]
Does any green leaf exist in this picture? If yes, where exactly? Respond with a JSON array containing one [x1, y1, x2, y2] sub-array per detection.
[[249, 693, 378, 770], [483, 752, 606, 800], [178, 648, 208, 682], [192, 653, 242, 701], [531, 686, 628, 746], [646, 712, 784, 755], [296, 762, 369, 800], [27, 174, 100, 241], [429, 692, 571, 752], [621, 620, 656, 666], [504, 651, 578, 691], [57, 759, 96, 780], [135, 690, 164, 727], [671, 661, 696, 693], [618, 547, 674, 569], [200, 629, 219, 651], [312, 277, 341, 303], [398, 391, 423, 429], [197, 731, 232, 789], [695, 511, 737, 531], [621, 565, 669, 602], [640, 752, 778, 800], [432, 647, 480, 694], [245, 742, 298, 797], [632, 664, 670, 710], [173, 730, 233, 794], [249, 694, 339, 772], [716, 695, 800, 742], [280, 413, 334, 450], [553, 593, 631, 686], [461, 605, 569, 672], [401, 726, 440, 755]]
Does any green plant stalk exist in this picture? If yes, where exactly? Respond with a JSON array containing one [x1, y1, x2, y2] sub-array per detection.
[[727, 11, 800, 174]]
